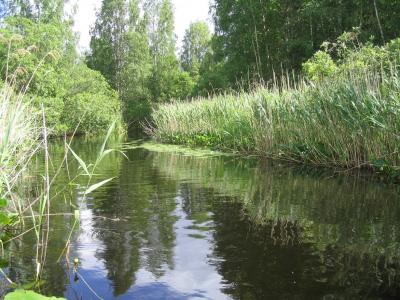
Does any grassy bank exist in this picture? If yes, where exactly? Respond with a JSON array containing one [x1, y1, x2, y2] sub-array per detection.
[[150, 67, 400, 177]]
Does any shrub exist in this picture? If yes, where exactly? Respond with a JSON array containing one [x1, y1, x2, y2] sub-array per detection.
[[60, 65, 122, 135], [0, 17, 123, 136], [302, 51, 338, 81]]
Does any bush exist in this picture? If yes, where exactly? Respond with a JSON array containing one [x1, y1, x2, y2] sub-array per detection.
[[303, 31, 400, 82], [60, 65, 122, 135], [0, 17, 123, 136], [303, 51, 337, 81]]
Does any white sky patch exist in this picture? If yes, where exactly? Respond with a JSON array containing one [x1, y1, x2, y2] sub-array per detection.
[[65, 0, 100, 52], [173, 0, 213, 49], [66, 0, 213, 53]]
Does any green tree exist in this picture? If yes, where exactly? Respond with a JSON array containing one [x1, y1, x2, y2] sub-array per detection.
[[144, 0, 192, 102], [88, 0, 129, 92], [180, 21, 211, 77], [204, 0, 400, 93], [120, 0, 153, 123], [5, 0, 65, 22], [0, 13, 122, 134], [88, 0, 153, 124]]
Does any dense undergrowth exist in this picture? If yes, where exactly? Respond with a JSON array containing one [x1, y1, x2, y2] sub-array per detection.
[[150, 37, 400, 179]]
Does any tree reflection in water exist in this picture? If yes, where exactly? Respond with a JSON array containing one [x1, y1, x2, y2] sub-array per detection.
[[2, 139, 400, 300]]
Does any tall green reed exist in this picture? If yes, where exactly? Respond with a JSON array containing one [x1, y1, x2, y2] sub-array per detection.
[[150, 68, 400, 177], [0, 84, 40, 215], [0, 36, 122, 297]]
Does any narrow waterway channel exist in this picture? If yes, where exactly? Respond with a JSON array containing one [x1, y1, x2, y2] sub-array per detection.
[[2, 137, 400, 299]]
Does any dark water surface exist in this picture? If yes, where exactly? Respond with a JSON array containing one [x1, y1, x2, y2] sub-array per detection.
[[2, 137, 400, 300]]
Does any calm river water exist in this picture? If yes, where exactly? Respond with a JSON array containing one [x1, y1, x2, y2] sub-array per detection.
[[1, 137, 400, 299]]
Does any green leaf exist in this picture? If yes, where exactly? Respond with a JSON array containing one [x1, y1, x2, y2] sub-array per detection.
[[67, 145, 89, 175], [0, 198, 7, 208], [5, 290, 65, 300], [0, 258, 8, 268], [0, 212, 10, 225], [84, 178, 114, 195], [74, 210, 80, 221], [99, 121, 115, 157]]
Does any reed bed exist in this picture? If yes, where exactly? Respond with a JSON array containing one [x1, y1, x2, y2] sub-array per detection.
[[150, 69, 400, 176], [0, 81, 119, 296], [0, 85, 40, 197]]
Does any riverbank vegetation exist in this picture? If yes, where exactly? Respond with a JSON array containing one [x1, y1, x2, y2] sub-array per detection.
[[0, 4, 122, 136], [0, 84, 39, 229], [1, 0, 399, 298], [0, 0, 398, 237], [2, 0, 399, 139], [151, 33, 400, 178], [0, 87, 120, 297], [85, 0, 400, 125], [0, 4, 123, 292]]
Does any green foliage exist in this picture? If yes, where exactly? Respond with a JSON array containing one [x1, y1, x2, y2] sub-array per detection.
[[4, 0, 65, 23], [0, 197, 10, 226], [0, 84, 39, 194], [149, 67, 195, 102], [88, 0, 200, 123], [88, 0, 153, 124], [145, 0, 189, 103], [151, 39, 400, 177], [0, 83, 39, 246], [180, 21, 212, 77], [5, 290, 65, 300], [0, 16, 123, 135], [0, 17, 75, 88], [304, 32, 400, 81], [303, 51, 338, 81], [60, 65, 122, 134], [194, 60, 230, 96], [199, 0, 400, 93], [119, 24, 152, 123], [88, 0, 132, 90]]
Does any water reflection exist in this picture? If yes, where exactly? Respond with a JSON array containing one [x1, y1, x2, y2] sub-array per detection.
[[152, 152, 400, 299], [1, 138, 400, 300]]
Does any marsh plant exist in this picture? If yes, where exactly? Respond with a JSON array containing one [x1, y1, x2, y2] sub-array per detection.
[[0, 49, 121, 298], [150, 37, 400, 178], [0, 84, 40, 217], [0, 114, 120, 298]]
